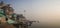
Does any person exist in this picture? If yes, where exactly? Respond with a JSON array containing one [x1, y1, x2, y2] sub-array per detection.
[[0, 9, 6, 24], [0, 1, 4, 6], [0, 3, 16, 24], [0, 1, 6, 8]]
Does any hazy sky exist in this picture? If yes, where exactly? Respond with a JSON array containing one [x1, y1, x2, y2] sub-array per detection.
[[1, 0, 60, 26]]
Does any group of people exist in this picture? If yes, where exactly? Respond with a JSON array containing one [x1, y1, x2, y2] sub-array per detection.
[[0, 1, 37, 28], [0, 1, 16, 24], [0, 1, 29, 28], [0, 1, 18, 28]]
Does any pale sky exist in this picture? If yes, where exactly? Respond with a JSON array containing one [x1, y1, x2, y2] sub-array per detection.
[[1, 0, 60, 26]]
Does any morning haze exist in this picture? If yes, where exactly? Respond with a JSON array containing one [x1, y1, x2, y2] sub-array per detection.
[[1, 0, 60, 27]]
